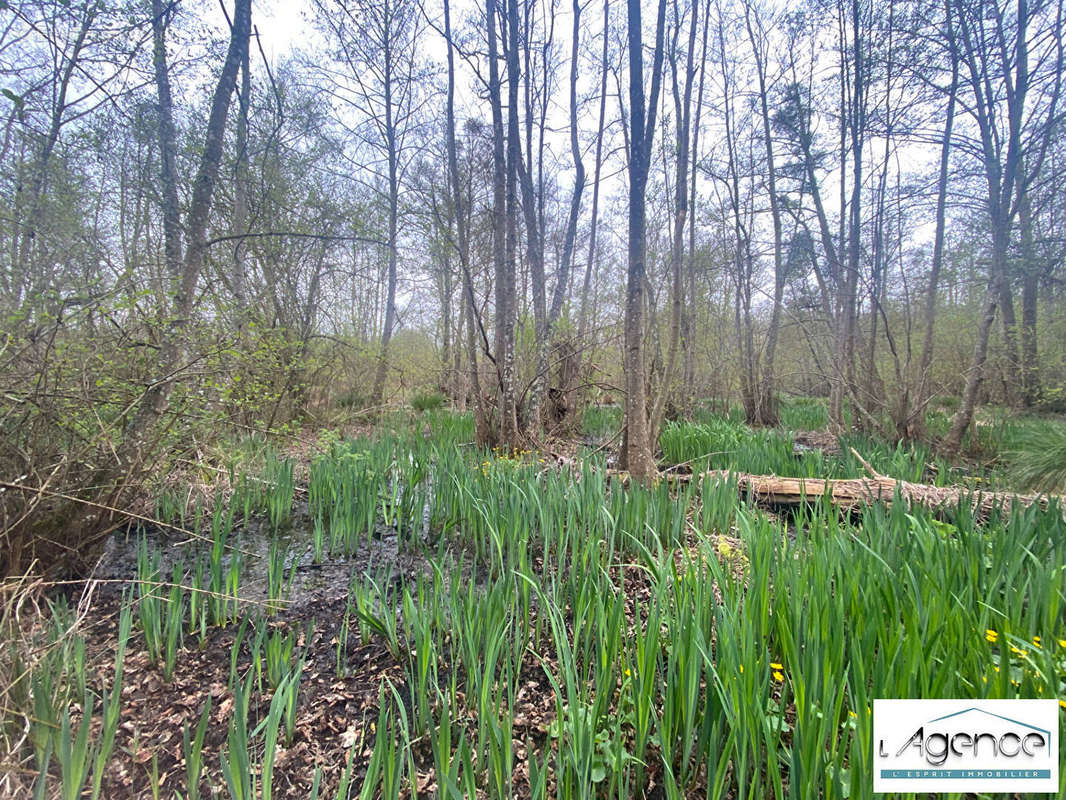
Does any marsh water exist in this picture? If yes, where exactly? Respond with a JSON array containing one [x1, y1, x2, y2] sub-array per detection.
[[88, 505, 430, 613]]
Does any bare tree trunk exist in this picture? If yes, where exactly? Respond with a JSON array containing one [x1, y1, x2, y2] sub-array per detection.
[[454, 304, 466, 411], [911, 21, 958, 436], [1020, 264, 1039, 406], [14, 4, 96, 305], [553, 0, 586, 327], [151, 0, 182, 290], [788, 73, 846, 427], [231, 18, 251, 320], [866, 123, 892, 417], [944, 0, 1039, 453], [717, 0, 760, 425], [503, 0, 523, 444], [998, 280, 1021, 406], [649, 0, 698, 439], [744, 0, 781, 426], [490, 0, 518, 447], [110, 0, 251, 488], [578, 0, 611, 349], [836, 0, 865, 432], [621, 0, 667, 480], [444, 0, 491, 444], [575, 0, 611, 428], [1017, 179, 1040, 406], [440, 228, 454, 397], [527, 0, 585, 432], [370, 54, 401, 409], [944, 260, 1002, 453], [681, 0, 708, 408]]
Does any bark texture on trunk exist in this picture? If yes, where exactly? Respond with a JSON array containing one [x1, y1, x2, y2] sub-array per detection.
[[489, 0, 518, 447], [231, 20, 251, 319], [577, 0, 610, 363], [944, 268, 1001, 453], [944, 0, 1033, 451], [649, 0, 698, 439], [621, 0, 667, 481], [527, 0, 585, 433], [370, 31, 401, 409]]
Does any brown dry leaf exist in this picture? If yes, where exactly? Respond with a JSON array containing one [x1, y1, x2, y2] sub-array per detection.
[[273, 747, 292, 770], [339, 725, 361, 749], [417, 772, 436, 793]]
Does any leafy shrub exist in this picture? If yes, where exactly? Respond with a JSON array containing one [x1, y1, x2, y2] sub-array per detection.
[[1037, 385, 1066, 414]]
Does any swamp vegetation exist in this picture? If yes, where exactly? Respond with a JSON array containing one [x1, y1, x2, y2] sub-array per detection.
[[3, 404, 1065, 798]]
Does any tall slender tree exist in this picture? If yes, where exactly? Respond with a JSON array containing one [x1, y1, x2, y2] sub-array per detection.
[[622, 0, 668, 479]]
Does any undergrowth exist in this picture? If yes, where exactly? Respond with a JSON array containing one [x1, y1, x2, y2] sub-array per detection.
[[3, 408, 1064, 798]]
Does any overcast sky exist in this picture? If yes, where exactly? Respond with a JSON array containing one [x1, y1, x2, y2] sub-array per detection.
[[194, 0, 941, 273]]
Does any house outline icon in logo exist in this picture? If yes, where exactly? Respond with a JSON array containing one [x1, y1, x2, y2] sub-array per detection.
[[924, 706, 1052, 740]]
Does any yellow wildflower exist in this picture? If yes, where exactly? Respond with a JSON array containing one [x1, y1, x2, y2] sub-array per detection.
[[770, 662, 784, 670], [772, 671, 785, 683], [985, 629, 998, 643], [1058, 639, 1066, 649]]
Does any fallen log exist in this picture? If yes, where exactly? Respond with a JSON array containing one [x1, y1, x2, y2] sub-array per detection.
[[703, 468, 1062, 521]]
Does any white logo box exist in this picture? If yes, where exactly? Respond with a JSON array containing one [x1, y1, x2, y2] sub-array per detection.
[[873, 699, 1059, 793]]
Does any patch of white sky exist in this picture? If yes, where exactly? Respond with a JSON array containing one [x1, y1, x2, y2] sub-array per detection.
[[208, 0, 633, 326], [205, 0, 626, 200], [198, 0, 945, 323]]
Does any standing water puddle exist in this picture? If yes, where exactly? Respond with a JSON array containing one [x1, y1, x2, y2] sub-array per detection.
[[89, 499, 433, 616]]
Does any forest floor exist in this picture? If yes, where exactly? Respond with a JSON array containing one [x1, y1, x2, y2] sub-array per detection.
[[4, 400, 1066, 799]]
